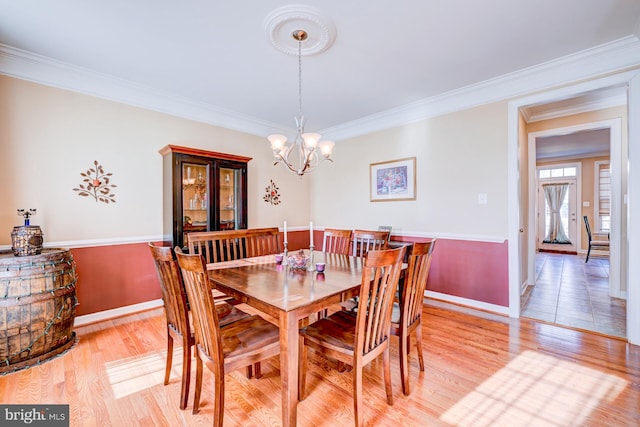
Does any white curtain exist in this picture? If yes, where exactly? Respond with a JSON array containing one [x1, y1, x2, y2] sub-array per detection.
[[543, 183, 571, 244]]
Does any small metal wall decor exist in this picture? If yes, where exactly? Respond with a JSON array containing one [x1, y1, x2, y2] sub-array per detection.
[[263, 179, 281, 205], [11, 208, 44, 256], [73, 160, 117, 204]]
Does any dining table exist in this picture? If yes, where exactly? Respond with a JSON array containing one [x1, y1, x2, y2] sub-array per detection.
[[207, 250, 366, 427]]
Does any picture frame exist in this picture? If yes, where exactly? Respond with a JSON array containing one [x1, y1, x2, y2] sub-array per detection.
[[369, 157, 416, 202]]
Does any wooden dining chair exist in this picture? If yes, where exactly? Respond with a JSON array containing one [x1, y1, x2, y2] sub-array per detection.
[[317, 228, 354, 318], [342, 229, 392, 315], [174, 247, 280, 425], [583, 216, 609, 263], [351, 229, 390, 257], [148, 243, 252, 410], [390, 239, 436, 396], [299, 246, 406, 427], [187, 227, 281, 263], [322, 228, 353, 255]]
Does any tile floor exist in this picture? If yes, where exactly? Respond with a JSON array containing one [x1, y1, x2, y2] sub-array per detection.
[[521, 252, 626, 338]]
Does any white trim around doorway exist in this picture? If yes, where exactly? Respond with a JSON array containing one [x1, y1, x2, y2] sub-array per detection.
[[507, 69, 640, 345]]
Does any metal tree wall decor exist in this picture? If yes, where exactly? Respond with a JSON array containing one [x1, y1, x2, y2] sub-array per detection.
[[263, 179, 281, 205], [73, 160, 117, 204]]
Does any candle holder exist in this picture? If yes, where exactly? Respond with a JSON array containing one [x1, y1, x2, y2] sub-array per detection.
[[307, 245, 315, 271], [11, 209, 44, 257], [283, 241, 289, 258]]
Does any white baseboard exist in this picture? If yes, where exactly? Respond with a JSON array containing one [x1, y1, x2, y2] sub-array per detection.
[[74, 299, 163, 327], [424, 290, 510, 316]]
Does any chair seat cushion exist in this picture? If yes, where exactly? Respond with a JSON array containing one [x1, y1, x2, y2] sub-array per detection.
[[300, 310, 357, 352], [221, 315, 279, 358], [591, 240, 610, 247]]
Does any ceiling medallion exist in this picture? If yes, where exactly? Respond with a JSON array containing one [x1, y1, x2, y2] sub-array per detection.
[[264, 5, 337, 56]]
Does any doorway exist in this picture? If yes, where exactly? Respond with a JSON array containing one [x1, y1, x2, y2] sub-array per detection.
[[508, 71, 640, 345], [524, 121, 623, 337], [507, 70, 640, 344]]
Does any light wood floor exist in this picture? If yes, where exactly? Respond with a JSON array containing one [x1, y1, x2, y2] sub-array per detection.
[[1, 301, 639, 426]]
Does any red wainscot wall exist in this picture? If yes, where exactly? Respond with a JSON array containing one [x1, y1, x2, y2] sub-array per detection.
[[389, 235, 509, 307], [70, 230, 508, 317], [70, 230, 307, 316], [70, 242, 161, 316], [428, 238, 508, 307]]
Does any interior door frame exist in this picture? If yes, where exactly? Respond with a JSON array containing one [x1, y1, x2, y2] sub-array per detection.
[[507, 69, 640, 345]]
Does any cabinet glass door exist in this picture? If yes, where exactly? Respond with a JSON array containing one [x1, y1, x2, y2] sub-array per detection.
[[219, 167, 241, 230], [182, 163, 209, 243]]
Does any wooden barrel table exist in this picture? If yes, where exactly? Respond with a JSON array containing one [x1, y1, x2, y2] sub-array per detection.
[[0, 248, 78, 374]]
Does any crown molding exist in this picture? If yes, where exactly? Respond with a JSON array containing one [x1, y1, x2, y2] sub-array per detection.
[[320, 36, 640, 140], [1, 36, 639, 142], [522, 92, 628, 123], [0, 43, 288, 138]]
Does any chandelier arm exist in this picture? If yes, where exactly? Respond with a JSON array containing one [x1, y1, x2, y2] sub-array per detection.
[[301, 149, 318, 173], [274, 153, 303, 175]]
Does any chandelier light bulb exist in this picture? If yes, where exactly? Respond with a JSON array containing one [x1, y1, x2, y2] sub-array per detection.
[[318, 140, 335, 157], [268, 134, 287, 151], [302, 133, 321, 149]]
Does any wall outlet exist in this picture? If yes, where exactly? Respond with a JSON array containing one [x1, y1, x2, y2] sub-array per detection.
[[583, 201, 590, 207]]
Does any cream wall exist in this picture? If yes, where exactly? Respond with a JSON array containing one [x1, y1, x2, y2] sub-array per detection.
[[0, 75, 310, 245], [311, 102, 509, 238]]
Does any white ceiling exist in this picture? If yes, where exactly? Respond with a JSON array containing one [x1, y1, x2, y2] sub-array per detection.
[[1, 1, 639, 141]]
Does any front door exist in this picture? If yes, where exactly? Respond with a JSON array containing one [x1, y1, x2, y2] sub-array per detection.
[[537, 170, 578, 253]]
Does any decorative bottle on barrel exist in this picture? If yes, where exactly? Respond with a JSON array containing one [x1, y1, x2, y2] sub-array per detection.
[[11, 208, 44, 257]]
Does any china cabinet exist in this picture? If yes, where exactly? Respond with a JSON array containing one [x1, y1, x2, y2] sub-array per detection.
[[160, 145, 251, 249]]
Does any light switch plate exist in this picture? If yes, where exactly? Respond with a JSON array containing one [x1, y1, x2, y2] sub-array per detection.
[[583, 201, 590, 207], [478, 193, 488, 205]]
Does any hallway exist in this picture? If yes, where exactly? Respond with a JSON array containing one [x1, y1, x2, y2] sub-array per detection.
[[521, 252, 626, 339]]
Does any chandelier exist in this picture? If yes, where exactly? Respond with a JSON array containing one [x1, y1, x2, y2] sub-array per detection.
[[268, 29, 334, 176]]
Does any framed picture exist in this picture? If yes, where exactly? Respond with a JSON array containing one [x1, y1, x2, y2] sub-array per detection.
[[370, 157, 416, 202]]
